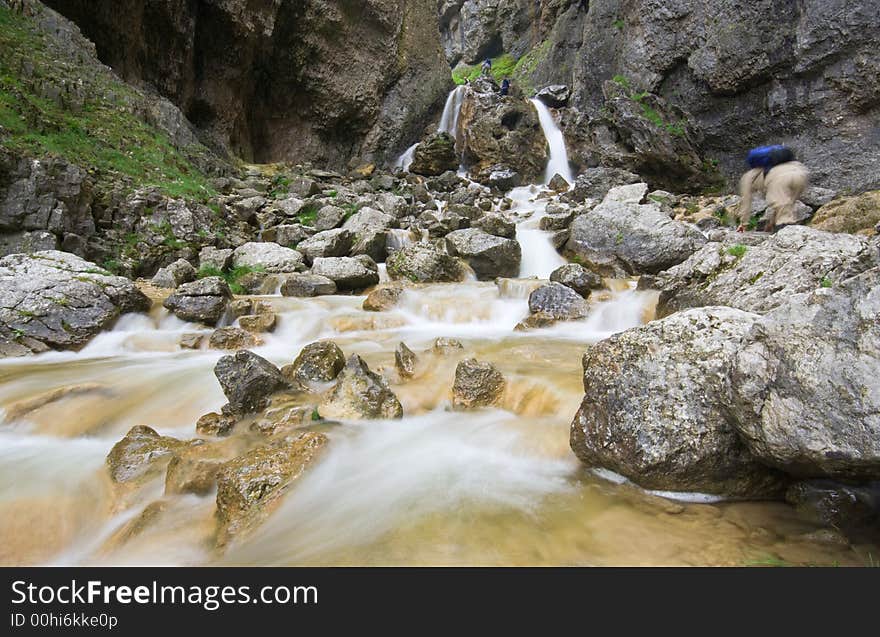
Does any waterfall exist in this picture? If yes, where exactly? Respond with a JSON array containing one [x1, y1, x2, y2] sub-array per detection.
[[394, 143, 418, 172], [530, 98, 573, 186], [394, 86, 466, 172]]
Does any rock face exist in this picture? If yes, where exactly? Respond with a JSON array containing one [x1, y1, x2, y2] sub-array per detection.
[[535, 85, 570, 108], [386, 243, 466, 283], [452, 358, 505, 409], [47, 0, 452, 168], [163, 276, 232, 326], [566, 185, 707, 275], [214, 350, 288, 415], [0, 251, 150, 356], [570, 307, 783, 497], [106, 425, 194, 483], [445, 228, 521, 280], [318, 354, 403, 420], [727, 268, 880, 480], [810, 191, 880, 235], [216, 432, 328, 546], [283, 341, 346, 386], [528, 283, 589, 320], [410, 132, 459, 176], [653, 226, 879, 317], [310, 256, 379, 291]]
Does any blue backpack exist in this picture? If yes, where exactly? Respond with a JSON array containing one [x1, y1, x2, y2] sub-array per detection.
[[747, 145, 795, 172]]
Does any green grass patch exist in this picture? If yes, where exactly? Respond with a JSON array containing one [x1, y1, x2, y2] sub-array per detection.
[[726, 244, 747, 258], [452, 53, 520, 86], [820, 276, 833, 288], [296, 202, 320, 226], [197, 263, 265, 295], [612, 18, 625, 30]]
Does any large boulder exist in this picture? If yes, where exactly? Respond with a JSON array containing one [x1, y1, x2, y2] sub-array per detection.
[[452, 358, 506, 409], [151, 258, 196, 288], [561, 168, 641, 205], [295, 229, 354, 263], [232, 242, 304, 273], [163, 276, 232, 326], [810, 190, 880, 235], [535, 85, 571, 108], [214, 350, 288, 415], [106, 425, 196, 484], [282, 341, 346, 386], [445, 228, 521, 280], [279, 273, 337, 297], [727, 267, 880, 480], [527, 283, 589, 320], [386, 243, 466, 283], [570, 307, 784, 497], [410, 132, 458, 176], [0, 251, 150, 356], [216, 432, 328, 547], [318, 354, 403, 420], [341, 207, 396, 234], [652, 226, 879, 317], [310, 256, 379, 291]]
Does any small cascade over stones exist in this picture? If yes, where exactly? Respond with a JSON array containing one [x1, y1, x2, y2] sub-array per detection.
[[529, 98, 574, 186]]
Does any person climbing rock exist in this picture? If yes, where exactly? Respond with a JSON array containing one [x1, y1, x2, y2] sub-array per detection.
[[481, 58, 492, 76], [736, 145, 809, 233], [499, 78, 510, 96]]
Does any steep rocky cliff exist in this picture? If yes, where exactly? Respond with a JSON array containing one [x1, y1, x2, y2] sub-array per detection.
[[45, 0, 452, 167], [441, 0, 880, 193]]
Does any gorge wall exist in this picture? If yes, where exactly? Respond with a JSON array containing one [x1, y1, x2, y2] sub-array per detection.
[[44, 0, 452, 167]]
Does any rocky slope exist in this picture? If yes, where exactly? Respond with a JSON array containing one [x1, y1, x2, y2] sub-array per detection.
[[44, 0, 452, 167]]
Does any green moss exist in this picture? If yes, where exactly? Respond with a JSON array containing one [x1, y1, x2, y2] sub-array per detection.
[[452, 53, 523, 87], [820, 276, 833, 288], [197, 263, 265, 295], [612, 75, 631, 90], [296, 202, 320, 226], [726, 244, 747, 258], [612, 18, 625, 30]]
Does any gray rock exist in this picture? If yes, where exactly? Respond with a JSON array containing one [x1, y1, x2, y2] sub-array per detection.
[[0, 251, 150, 356], [163, 276, 232, 326], [445, 228, 521, 280], [261, 224, 314, 248], [386, 243, 466, 283], [727, 267, 880, 480], [199, 246, 233, 272], [452, 358, 506, 409], [106, 425, 194, 484], [550, 263, 603, 296], [318, 354, 403, 420], [214, 350, 288, 414], [395, 342, 418, 378], [570, 306, 784, 497], [535, 85, 571, 108], [279, 273, 337, 297], [208, 326, 262, 350], [311, 256, 379, 290], [296, 229, 354, 263], [654, 226, 879, 317], [342, 207, 396, 234], [0, 230, 57, 256], [276, 197, 307, 217], [486, 167, 520, 191], [528, 282, 589, 319], [562, 167, 641, 204], [314, 205, 347, 231], [473, 213, 516, 238], [232, 242, 304, 273], [282, 341, 346, 386], [151, 258, 196, 288], [799, 186, 837, 210], [410, 132, 458, 176]]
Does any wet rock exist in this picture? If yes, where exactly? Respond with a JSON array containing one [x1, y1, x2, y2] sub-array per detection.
[[228, 299, 254, 320], [540, 212, 574, 231], [395, 341, 418, 379], [282, 341, 346, 386], [570, 307, 784, 497], [535, 85, 570, 108], [410, 132, 458, 176], [562, 167, 642, 204], [216, 432, 328, 546], [452, 358, 505, 409], [473, 213, 515, 238], [318, 354, 403, 420], [214, 350, 288, 414], [196, 412, 237, 437], [528, 282, 589, 319], [106, 425, 196, 483], [549, 264, 603, 297], [514, 312, 559, 331], [566, 188, 707, 275], [653, 226, 879, 317], [279, 273, 337, 297], [163, 276, 232, 326], [0, 251, 150, 356], [386, 243, 466, 283], [208, 326, 262, 350], [296, 229, 354, 263], [151, 258, 196, 288], [785, 480, 880, 537], [238, 313, 276, 333], [727, 267, 880, 480], [810, 190, 880, 235], [179, 333, 204, 350], [363, 285, 405, 311], [433, 337, 463, 353], [486, 167, 520, 191], [165, 444, 230, 495], [232, 242, 304, 273], [548, 173, 570, 193], [311, 256, 379, 291], [445, 228, 521, 280]]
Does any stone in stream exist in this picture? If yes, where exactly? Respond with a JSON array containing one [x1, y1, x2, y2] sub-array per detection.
[[227, 298, 254, 320], [395, 342, 418, 379], [785, 480, 880, 537], [196, 412, 237, 437], [548, 173, 570, 193], [179, 333, 205, 350], [208, 326, 262, 350], [452, 358, 506, 409], [549, 263, 603, 297], [279, 273, 337, 297], [473, 213, 516, 239], [214, 350, 289, 415], [310, 256, 379, 291], [106, 425, 199, 483], [282, 341, 346, 386], [163, 276, 232, 326], [570, 307, 785, 498], [151, 258, 196, 288], [165, 444, 232, 496], [363, 285, 405, 311], [445, 228, 521, 280], [232, 242, 304, 273], [433, 337, 463, 354], [318, 354, 403, 420], [386, 243, 466, 283], [296, 229, 354, 263], [0, 251, 151, 356], [528, 282, 589, 320], [726, 267, 880, 481], [238, 312, 277, 333], [409, 132, 458, 176], [216, 432, 329, 547]]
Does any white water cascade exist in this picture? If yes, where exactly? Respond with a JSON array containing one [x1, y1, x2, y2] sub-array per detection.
[[530, 98, 574, 185], [394, 85, 467, 172]]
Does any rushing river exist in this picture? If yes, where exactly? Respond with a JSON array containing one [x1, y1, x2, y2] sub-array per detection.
[[0, 90, 874, 567]]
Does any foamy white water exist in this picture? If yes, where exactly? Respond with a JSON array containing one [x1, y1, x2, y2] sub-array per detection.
[[530, 98, 573, 185]]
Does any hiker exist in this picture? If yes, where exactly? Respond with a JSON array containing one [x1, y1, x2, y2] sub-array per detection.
[[499, 78, 510, 96], [481, 58, 492, 76], [737, 145, 809, 233]]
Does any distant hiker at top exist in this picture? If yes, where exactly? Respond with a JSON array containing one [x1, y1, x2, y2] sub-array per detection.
[[499, 78, 510, 96], [481, 58, 492, 76], [737, 145, 808, 233]]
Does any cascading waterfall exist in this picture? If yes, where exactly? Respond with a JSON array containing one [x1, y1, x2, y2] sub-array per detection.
[[394, 85, 467, 171], [529, 98, 574, 185]]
